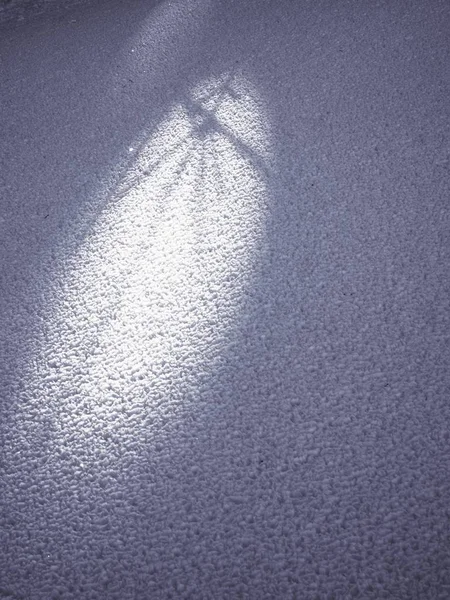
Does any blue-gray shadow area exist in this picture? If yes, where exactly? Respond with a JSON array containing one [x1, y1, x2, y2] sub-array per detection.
[[2, 1, 450, 599], [170, 2, 450, 598]]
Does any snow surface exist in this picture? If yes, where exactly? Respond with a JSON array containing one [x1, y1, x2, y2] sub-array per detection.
[[0, 0, 90, 24], [1, 0, 450, 598]]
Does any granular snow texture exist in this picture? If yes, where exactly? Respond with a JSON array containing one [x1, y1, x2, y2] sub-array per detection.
[[0, 0, 90, 24], [1, 0, 449, 598]]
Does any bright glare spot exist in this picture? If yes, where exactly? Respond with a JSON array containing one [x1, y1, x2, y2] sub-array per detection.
[[22, 72, 272, 467]]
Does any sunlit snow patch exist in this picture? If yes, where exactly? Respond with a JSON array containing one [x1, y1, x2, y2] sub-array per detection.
[[24, 72, 273, 466]]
